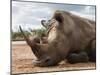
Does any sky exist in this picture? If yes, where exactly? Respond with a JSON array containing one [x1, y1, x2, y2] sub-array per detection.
[[12, 1, 96, 31]]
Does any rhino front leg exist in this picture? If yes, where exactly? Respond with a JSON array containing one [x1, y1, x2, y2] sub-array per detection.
[[66, 51, 89, 64]]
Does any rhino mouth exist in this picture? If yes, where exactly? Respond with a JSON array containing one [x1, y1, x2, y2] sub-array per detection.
[[33, 56, 58, 67]]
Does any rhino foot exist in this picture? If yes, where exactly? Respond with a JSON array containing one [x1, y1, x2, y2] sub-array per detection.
[[67, 51, 89, 64]]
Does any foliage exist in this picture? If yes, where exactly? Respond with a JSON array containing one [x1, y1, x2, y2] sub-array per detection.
[[12, 28, 46, 41]]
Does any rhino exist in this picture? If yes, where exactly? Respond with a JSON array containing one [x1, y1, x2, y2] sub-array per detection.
[[19, 10, 96, 66]]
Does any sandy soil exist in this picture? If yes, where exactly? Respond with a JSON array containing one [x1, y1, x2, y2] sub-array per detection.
[[12, 41, 96, 74]]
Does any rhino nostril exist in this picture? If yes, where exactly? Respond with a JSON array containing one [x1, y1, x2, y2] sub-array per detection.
[[45, 58, 50, 62], [44, 57, 51, 62]]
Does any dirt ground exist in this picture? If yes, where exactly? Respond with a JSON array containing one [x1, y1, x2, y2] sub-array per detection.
[[12, 41, 96, 74]]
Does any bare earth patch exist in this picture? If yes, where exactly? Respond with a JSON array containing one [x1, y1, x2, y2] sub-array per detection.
[[12, 41, 96, 74]]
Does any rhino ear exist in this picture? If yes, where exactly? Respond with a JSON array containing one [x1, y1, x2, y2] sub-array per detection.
[[54, 12, 64, 23]]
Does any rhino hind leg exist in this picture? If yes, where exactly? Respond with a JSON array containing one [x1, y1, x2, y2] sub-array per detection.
[[67, 51, 89, 64], [87, 39, 96, 62]]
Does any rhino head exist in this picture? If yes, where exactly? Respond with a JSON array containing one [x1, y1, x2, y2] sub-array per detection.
[[19, 11, 71, 66], [19, 25, 63, 67]]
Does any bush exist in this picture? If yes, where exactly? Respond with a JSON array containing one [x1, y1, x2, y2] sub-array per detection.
[[12, 28, 46, 41]]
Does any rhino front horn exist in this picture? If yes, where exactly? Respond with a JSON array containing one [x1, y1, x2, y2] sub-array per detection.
[[19, 26, 43, 59], [19, 26, 33, 47]]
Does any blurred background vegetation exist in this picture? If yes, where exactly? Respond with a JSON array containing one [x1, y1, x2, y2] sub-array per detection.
[[12, 28, 46, 41]]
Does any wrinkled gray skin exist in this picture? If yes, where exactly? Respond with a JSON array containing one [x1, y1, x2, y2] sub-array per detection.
[[19, 10, 96, 67]]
